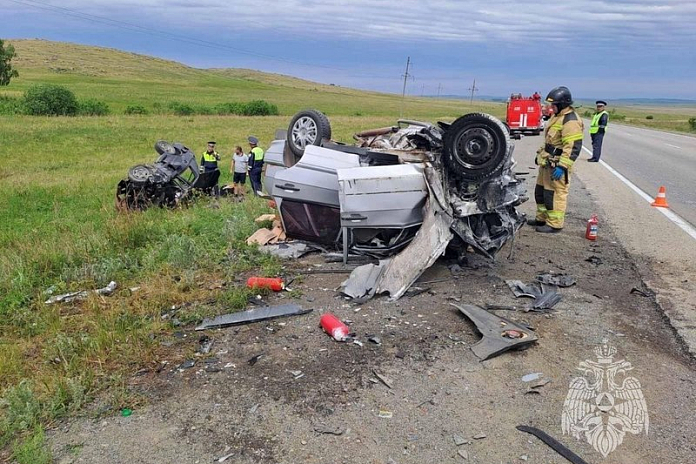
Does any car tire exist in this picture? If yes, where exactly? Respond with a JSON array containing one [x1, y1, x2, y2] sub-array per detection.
[[154, 140, 176, 156], [443, 113, 511, 182], [286, 109, 332, 157], [128, 164, 154, 183]]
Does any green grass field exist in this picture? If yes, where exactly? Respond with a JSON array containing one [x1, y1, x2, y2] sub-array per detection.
[[0, 39, 694, 462]]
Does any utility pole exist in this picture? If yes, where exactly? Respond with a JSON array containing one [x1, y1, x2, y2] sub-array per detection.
[[421, 84, 425, 97], [468, 79, 479, 103], [400, 56, 411, 118], [437, 83, 442, 98]]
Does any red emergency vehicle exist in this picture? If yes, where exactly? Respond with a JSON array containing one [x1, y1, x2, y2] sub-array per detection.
[[505, 92, 543, 135]]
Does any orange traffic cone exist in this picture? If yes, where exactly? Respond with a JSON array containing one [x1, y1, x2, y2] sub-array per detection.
[[651, 186, 669, 208]]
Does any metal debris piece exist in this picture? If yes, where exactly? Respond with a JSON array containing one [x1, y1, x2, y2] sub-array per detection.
[[485, 303, 519, 311], [367, 336, 382, 345], [452, 303, 538, 360], [339, 262, 386, 300], [505, 280, 562, 310], [373, 369, 393, 389], [585, 255, 603, 265], [516, 425, 590, 464], [521, 372, 543, 382], [313, 424, 345, 436], [453, 435, 467, 446], [630, 286, 654, 297], [195, 304, 312, 330], [217, 452, 234, 463], [180, 360, 195, 369], [473, 433, 487, 439], [259, 242, 318, 259], [45, 281, 118, 304], [536, 273, 577, 287], [458, 449, 469, 460], [198, 335, 213, 354], [247, 353, 264, 366]]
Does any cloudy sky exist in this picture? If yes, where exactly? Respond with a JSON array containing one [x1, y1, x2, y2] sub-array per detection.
[[4, 0, 696, 99]]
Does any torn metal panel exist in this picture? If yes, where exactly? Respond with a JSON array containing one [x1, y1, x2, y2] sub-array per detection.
[[506, 280, 540, 298], [452, 303, 538, 360], [195, 304, 312, 331], [505, 280, 562, 310], [516, 426, 590, 464], [339, 262, 386, 300], [376, 199, 454, 300]]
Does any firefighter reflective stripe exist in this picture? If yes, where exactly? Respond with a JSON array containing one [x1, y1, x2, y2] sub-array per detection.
[[562, 133, 583, 143], [535, 166, 569, 228], [551, 123, 563, 130], [590, 110, 608, 134]]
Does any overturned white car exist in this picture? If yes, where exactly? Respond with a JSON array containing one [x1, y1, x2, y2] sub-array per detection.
[[264, 109, 528, 300]]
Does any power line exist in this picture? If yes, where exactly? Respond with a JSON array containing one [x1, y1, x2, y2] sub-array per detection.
[[6, 0, 392, 80]]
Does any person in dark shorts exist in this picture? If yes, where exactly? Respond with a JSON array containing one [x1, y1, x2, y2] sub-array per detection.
[[231, 145, 248, 198]]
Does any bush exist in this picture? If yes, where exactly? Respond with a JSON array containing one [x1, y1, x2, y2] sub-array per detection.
[[124, 105, 149, 115], [23, 84, 78, 116], [646, 115, 653, 120], [241, 100, 278, 116], [214, 102, 244, 115], [582, 110, 593, 117], [0, 95, 22, 115], [78, 99, 109, 116], [167, 101, 195, 116], [689, 118, 696, 131]]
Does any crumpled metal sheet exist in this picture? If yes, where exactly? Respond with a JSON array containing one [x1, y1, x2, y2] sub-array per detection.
[[453, 303, 538, 360], [535, 273, 577, 287], [259, 242, 318, 259], [340, 166, 454, 301], [45, 281, 117, 304], [505, 280, 562, 310]]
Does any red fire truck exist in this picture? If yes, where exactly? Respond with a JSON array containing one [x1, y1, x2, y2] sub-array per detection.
[[505, 92, 543, 135]]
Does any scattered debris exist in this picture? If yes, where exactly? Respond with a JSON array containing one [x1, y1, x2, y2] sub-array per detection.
[[254, 213, 277, 224], [453, 435, 467, 446], [485, 303, 519, 311], [246, 228, 279, 246], [473, 433, 487, 440], [247, 354, 264, 366], [536, 273, 577, 287], [259, 242, 318, 259], [521, 372, 543, 382], [45, 281, 118, 304], [585, 255, 603, 265], [195, 304, 312, 331], [630, 286, 654, 298], [457, 449, 469, 460], [320, 313, 352, 341], [198, 335, 213, 354], [216, 451, 235, 463], [505, 280, 562, 310], [180, 360, 195, 369], [516, 425, 590, 464], [452, 303, 538, 360], [367, 336, 382, 345], [120, 408, 132, 417], [313, 424, 345, 436], [248, 404, 260, 414], [378, 409, 393, 419], [373, 369, 393, 389]]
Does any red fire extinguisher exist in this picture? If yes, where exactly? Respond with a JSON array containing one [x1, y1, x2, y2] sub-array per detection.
[[585, 214, 598, 241], [246, 276, 284, 292], [320, 313, 351, 341]]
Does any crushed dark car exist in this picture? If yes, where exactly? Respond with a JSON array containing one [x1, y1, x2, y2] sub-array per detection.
[[116, 141, 220, 211], [263, 109, 528, 300]]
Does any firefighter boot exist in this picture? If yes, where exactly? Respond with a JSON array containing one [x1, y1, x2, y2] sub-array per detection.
[[536, 225, 562, 233]]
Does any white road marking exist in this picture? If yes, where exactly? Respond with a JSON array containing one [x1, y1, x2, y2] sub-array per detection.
[[582, 146, 696, 241], [666, 143, 681, 149]]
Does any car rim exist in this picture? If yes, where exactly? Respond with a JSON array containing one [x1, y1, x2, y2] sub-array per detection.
[[452, 127, 496, 171], [130, 166, 152, 182], [291, 116, 319, 149]]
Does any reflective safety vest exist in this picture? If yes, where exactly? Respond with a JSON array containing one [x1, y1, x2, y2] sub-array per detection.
[[589, 110, 608, 134], [201, 151, 219, 171], [249, 147, 264, 169]]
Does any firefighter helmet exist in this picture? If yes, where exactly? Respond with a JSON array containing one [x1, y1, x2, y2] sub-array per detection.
[[545, 86, 573, 110]]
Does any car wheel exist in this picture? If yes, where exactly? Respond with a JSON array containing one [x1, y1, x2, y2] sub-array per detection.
[[128, 164, 154, 183], [443, 113, 511, 182], [286, 109, 332, 157], [154, 140, 176, 155]]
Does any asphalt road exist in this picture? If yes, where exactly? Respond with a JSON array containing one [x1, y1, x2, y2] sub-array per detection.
[[583, 122, 696, 226]]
